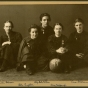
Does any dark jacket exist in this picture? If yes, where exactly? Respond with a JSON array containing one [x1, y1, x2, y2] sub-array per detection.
[[67, 31, 88, 55], [39, 25, 54, 56], [17, 36, 42, 63]]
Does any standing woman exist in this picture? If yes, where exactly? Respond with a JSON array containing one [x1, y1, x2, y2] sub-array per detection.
[[47, 23, 71, 73], [37, 13, 54, 71], [39, 13, 54, 41]]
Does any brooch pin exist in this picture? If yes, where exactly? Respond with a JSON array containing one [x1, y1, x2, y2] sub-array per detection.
[[75, 36, 77, 40], [27, 43, 30, 47]]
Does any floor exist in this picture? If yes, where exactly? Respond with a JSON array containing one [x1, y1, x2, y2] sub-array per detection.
[[0, 66, 88, 81]]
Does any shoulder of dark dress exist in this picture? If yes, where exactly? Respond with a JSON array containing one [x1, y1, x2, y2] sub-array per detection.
[[0, 32, 7, 37], [48, 25, 53, 28], [22, 36, 31, 42], [83, 31, 88, 35], [69, 31, 76, 38], [47, 25, 53, 31]]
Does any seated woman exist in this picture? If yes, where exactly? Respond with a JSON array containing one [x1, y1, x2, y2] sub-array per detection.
[[0, 20, 22, 72], [67, 18, 88, 69], [47, 23, 71, 73], [17, 24, 42, 75]]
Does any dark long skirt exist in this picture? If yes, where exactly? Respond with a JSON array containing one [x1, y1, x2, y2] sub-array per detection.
[[0, 45, 17, 69]]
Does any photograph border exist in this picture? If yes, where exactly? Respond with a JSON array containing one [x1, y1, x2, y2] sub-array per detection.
[[0, 1, 88, 87]]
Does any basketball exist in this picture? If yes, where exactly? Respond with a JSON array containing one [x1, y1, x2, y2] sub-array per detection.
[[49, 58, 62, 72]]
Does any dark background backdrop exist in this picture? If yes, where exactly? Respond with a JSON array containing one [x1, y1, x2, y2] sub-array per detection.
[[0, 4, 88, 38]]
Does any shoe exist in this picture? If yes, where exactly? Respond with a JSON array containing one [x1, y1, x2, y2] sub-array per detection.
[[16, 65, 24, 71], [16, 63, 24, 71], [26, 68, 33, 75]]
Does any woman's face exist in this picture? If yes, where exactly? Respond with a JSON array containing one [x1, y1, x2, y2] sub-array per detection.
[[40, 16, 50, 28], [30, 28, 38, 39], [74, 22, 84, 33], [4, 22, 12, 34], [54, 25, 63, 37]]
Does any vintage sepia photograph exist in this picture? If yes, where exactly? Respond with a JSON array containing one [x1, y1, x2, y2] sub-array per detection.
[[0, 1, 88, 87]]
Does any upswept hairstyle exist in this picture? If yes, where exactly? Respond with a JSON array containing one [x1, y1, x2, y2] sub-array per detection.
[[53, 23, 63, 30], [28, 24, 39, 33], [74, 18, 84, 25], [39, 13, 51, 21]]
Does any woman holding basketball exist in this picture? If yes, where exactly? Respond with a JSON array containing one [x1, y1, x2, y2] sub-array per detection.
[[47, 23, 71, 73]]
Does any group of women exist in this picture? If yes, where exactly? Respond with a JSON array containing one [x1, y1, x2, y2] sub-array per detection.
[[0, 13, 88, 75]]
